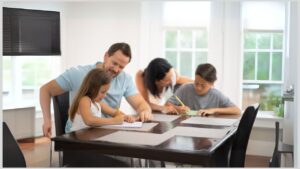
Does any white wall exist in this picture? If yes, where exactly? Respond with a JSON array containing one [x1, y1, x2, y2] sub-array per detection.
[[63, 1, 141, 77]]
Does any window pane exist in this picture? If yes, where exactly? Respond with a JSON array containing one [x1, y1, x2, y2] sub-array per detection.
[[273, 32, 283, 49], [165, 31, 177, 48], [257, 52, 270, 80], [22, 60, 35, 87], [195, 30, 207, 48], [272, 52, 282, 81], [244, 32, 256, 49], [257, 33, 271, 49], [242, 83, 282, 111], [3, 57, 12, 100], [179, 52, 192, 77], [165, 51, 177, 69], [180, 30, 192, 48], [195, 52, 207, 69], [243, 52, 255, 80]]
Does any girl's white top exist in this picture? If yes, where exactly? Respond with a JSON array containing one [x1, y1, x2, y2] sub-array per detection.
[[70, 100, 102, 132]]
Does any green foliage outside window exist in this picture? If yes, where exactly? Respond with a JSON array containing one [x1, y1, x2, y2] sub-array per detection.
[[260, 91, 284, 117], [243, 52, 255, 80], [243, 31, 284, 116]]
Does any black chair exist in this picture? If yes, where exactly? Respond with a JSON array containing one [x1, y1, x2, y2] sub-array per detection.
[[53, 92, 69, 136], [52, 92, 130, 167], [229, 104, 260, 167], [3, 122, 27, 167], [269, 121, 294, 167]]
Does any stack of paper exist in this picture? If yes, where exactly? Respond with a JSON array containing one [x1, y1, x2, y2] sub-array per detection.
[[181, 117, 239, 126]]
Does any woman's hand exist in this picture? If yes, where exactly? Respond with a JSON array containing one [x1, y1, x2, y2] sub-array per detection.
[[177, 106, 190, 114], [161, 105, 178, 114]]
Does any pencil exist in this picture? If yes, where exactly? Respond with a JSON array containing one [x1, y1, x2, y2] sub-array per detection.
[[174, 95, 185, 107]]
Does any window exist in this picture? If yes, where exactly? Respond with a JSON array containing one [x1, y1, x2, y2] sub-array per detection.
[[162, 1, 210, 79], [3, 56, 60, 115], [164, 29, 208, 78], [242, 2, 286, 116]]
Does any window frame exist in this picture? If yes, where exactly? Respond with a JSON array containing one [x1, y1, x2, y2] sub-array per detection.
[[163, 27, 209, 79]]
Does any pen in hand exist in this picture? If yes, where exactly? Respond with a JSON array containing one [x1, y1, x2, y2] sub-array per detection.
[[174, 95, 188, 114]]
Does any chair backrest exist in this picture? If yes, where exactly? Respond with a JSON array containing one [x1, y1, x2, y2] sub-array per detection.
[[269, 121, 280, 167], [53, 92, 69, 136], [3, 122, 26, 167], [229, 104, 260, 167]]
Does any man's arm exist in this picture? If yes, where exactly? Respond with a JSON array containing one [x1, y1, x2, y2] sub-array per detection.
[[126, 94, 152, 122], [39, 80, 65, 137]]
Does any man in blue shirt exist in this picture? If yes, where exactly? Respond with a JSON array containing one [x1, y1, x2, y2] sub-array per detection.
[[40, 42, 152, 138]]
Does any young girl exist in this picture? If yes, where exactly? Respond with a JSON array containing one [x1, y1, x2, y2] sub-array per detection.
[[66, 68, 133, 132], [166, 63, 241, 116]]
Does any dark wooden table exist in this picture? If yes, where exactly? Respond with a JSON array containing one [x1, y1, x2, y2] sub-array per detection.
[[52, 114, 240, 167]]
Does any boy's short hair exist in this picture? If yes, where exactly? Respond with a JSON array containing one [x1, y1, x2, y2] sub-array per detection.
[[195, 63, 217, 83]]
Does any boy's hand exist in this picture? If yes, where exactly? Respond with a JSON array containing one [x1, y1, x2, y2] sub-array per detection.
[[197, 109, 215, 116]]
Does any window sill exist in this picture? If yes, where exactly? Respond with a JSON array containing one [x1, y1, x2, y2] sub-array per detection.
[[253, 111, 283, 129], [3, 103, 35, 110]]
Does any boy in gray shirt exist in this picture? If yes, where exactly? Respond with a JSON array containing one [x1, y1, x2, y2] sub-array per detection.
[[166, 63, 241, 116]]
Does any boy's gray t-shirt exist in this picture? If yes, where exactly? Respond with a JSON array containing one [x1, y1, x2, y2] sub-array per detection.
[[167, 83, 235, 110]]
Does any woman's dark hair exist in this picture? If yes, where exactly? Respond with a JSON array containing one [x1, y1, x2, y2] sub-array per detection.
[[143, 58, 172, 97], [107, 42, 132, 62], [195, 63, 217, 83]]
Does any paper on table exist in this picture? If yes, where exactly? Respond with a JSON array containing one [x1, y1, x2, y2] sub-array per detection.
[[152, 114, 180, 122], [166, 126, 230, 139], [100, 122, 158, 132], [104, 122, 142, 128], [181, 116, 238, 126], [94, 131, 174, 146]]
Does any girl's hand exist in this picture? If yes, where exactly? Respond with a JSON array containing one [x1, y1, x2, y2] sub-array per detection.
[[197, 109, 215, 116], [113, 114, 124, 124], [124, 115, 137, 123]]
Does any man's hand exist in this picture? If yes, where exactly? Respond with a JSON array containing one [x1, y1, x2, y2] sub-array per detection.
[[138, 110, 152, 122], [124, 115, 138, 123], [43, 120, 52, 138]]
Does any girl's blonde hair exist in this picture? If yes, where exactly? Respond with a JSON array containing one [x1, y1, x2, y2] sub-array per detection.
[[69, 68, 112, 121]]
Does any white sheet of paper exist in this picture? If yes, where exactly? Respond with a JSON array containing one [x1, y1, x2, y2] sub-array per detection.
[[181, 117, 238, 126], [94, 131, 173, 146], [152, 114, 180, 122], [104, 122, 142, 128], [100, 122, 158, 132], [166, 126, 230, 139]]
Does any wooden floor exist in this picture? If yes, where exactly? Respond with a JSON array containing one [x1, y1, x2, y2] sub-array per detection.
[[18, 137, 271, 167]]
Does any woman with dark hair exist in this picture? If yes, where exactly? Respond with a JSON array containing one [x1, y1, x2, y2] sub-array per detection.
[[135, 58, 192, 114]]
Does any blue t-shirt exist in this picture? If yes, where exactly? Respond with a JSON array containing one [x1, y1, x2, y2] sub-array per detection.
[[56, 62, 138, 112]]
